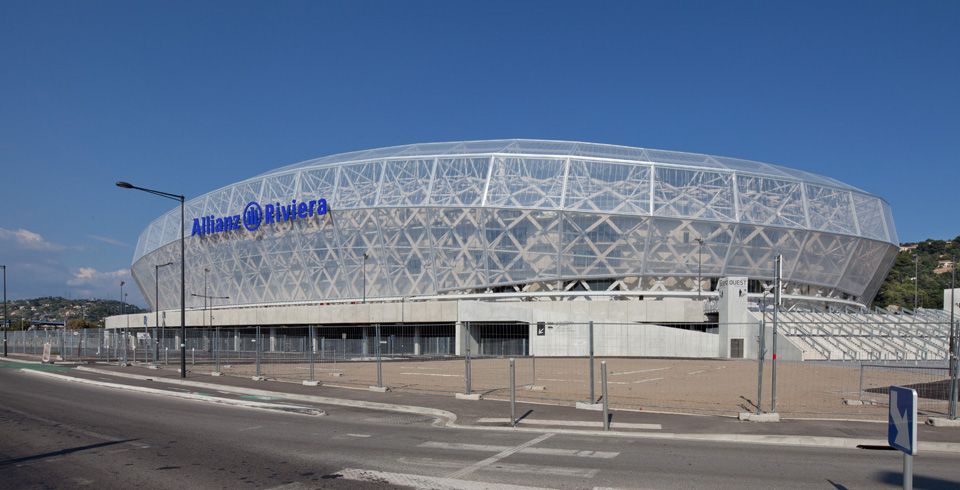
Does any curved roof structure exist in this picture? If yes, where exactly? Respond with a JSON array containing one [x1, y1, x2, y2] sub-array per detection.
[[131, 140, 898, 310]]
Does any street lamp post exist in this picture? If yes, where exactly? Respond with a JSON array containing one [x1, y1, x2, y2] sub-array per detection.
[[154, 262, 174, 365], [2, 264, 7, 357], [914, 254, 920, 310], [116, 181, 187, 378], [949, 256, 958, 420], [119, 281, 126, 365], [695, 238, 704, 300], [362, 253, 369, 303]]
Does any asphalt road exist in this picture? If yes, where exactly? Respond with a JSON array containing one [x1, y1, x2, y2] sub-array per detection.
[[2, 367, 960, 489]]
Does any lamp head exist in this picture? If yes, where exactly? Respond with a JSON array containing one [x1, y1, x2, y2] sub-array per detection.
[[115, 181, 134, 189]]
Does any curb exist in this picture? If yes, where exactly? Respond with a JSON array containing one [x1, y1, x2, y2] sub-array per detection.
[[21, 369, 326, 417], [75, 366, 457, 426], [62, 366, 960, 453]]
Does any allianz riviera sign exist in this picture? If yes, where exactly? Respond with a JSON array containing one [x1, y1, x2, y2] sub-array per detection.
[[191, 197, 329, 236]]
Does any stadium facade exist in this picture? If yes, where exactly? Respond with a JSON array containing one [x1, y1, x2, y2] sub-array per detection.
[[110, 140, 900, 359]]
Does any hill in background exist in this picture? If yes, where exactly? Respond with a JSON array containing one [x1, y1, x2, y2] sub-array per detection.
[[873, 235, 959, 310], [1, 297, 146, 329]]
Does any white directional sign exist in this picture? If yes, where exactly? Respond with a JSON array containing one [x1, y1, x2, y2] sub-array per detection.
[[888, 385, 917, 455]]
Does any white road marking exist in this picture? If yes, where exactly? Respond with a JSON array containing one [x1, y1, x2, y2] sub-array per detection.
[[419, 441, 619, 458], [475, 418, 661, 430], [632, 377, 664, 384], [400, 457, 599, 478], [399, 372, 461, 377], [446, 433, 554, 479], [610, 368, 669, 376], [687, 370, 706, 375], [238, 425, 263, 432], [346, 433, 371, 438], [538, 378, 574, 382], [335, 468, 552, 489]]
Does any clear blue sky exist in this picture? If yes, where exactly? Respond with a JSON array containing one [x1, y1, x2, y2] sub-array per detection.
[[1, 1, 957, 306]]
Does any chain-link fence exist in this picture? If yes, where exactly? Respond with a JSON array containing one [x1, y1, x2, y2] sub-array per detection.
[[4, 319, 957, 420]]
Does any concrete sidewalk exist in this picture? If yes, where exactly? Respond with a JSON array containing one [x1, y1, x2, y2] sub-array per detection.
[[15, 357, 957, 445]]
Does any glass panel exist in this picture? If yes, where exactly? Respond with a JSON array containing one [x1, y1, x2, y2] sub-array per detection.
[[336, 161, 383, 209], [804, 184, 856, 235], [484, 208, 560, 285], [653, 167, 735, 220], [564, 160, 650, 214], [736, 174, 806, 228], [560, 213, 647, 278], [429, 157, 489, 207], [485, 157, 565, 209], [378, 158, 434, 206], [644, 218, 734, 275]]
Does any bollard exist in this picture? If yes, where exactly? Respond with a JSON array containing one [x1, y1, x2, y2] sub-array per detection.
[[191, 347, 195, 365], [756, 313, 765, 415], [510, 357, 516, 427], [601, 361, 609, 431], [588, 321, 595, 403], [215, 328, 221, 373], [375, 324, 383, 388], [164, 347, 168, 365]]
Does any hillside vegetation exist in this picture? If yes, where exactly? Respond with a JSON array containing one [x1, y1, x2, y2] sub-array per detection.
[[1, 297, 146, 329], [874, 236, 960, 310]]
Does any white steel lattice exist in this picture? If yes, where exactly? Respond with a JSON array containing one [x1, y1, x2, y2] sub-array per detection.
[[131, 140, 898, 310]]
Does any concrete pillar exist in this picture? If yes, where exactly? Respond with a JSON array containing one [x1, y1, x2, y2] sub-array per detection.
[[362, 327, 369, 357], [454, 321, 480, 356], [414, 325, 421, 356], [269, 327, 277, 352]]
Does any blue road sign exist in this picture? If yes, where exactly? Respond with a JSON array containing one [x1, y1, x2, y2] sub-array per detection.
[[889, 386, 918, 455]]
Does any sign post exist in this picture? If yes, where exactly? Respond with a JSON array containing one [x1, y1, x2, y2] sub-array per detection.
[[889, 385, 917, 490]]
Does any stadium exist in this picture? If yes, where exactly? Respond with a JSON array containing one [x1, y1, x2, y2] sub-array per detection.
[[107, 139, 922, 361]]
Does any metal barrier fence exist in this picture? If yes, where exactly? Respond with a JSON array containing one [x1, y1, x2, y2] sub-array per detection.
[[3, 320, 957, 421]]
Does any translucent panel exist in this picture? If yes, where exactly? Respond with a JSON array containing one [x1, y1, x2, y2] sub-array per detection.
[[377, 208, 434, 296], [332, 209, 382, 299], [560, 213, 648, 277], [431, 207, 485, 291], [484, 209, 560, 285], [299, 166, 338, 204], [653, 167, 735, 220], [336, 161, 383, 209], [882, 202, 899, 245], [736, 175, 806, 227], [259, 172, 298, 207], [724, 225, 803, 278], [644, 219, 734, 275], [863, 245, 899, 302], [505, 140, 579, 156], [564, 160, 651, 214], [837, 239, 892, 298], [712, 157, 792, 179], [485, 157, 565, 209], [570, 143, 647, 161], [378, 159, 434, 206], [645, 149, 726, 169], [851, 192, 887, 242], [792, 232, 857, 288], [429, 157, 490, 207], [804, 184, 856, 235]]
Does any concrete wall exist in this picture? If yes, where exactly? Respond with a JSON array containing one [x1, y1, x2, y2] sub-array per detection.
[[106, 297, 708, 329], [530, 322, 718, 357]]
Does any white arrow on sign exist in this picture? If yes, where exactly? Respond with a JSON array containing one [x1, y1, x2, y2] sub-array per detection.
[[890, 389, 910, 449]]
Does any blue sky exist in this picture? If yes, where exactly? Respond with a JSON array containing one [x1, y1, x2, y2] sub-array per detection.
[[1, 1, 957, 306]]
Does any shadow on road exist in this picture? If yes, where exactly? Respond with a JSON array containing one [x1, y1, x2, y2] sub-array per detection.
[[0, 439, 136, 466], [874, 470, 960, 489]]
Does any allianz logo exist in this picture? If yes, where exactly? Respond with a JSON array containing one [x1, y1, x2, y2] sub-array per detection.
[[191, 198, 329, 236]]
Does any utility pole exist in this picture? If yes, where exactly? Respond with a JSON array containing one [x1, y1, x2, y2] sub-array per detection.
[[2, 265, 7, 357], [949, 256, 958, 420], [914, 254, 919, 310], [771, 254, 781, 413]]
